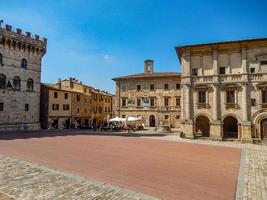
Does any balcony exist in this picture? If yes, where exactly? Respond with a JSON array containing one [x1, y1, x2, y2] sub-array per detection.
[[197, 103, 210, 109], [219, 74, 242, 83], [260, 103, 267, 109], [192, 76, 213, 84], [225, 103, 238, 109]]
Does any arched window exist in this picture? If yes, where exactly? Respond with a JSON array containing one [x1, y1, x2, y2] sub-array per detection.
[[21, 58, 27, 69], [27, 78, 34, 91], [0, 74, 6, 89], [13, 76, 21, 91], [0, 54, 3, 65]]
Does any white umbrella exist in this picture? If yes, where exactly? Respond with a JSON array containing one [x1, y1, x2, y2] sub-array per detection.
[[127, 116, 142, 122], [109, 117, 126, 122]]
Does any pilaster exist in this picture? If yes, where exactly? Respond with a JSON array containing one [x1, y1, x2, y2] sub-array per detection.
[[241, 121, 253, 143], [211, 121, 222, 141]]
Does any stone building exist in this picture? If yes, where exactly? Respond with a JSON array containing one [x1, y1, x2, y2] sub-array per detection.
[[176, 38, 267, 142], [40, 83, 73, 129], [112, 59, 181, 128], [0, 22, 46, 131], [40, 78, 113, 129]]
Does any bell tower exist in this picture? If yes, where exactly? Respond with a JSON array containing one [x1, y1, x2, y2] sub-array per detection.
[[144, 59, 154, 74]]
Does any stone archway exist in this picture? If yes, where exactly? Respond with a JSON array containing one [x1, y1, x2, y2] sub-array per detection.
[[149, 115, 156, 127], [223, 116, 238, 139], [261, 118, 267, 140], [194, 115, 210, 137]]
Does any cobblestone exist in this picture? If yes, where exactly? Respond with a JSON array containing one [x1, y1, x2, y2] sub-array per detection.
[[0, 156, 158, 200]]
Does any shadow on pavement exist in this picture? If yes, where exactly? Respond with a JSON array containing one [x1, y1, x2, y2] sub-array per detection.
[[0, 129, 168, 140]]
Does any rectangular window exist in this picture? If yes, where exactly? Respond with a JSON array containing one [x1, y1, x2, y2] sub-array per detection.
[[198, 91, 206, 103], [77, 108, 80, 113], [25, 104, 29, 111], [150, 98, 155, 107], [176, 115, 180, 119], [137, 85, 141, 91], [251, 99, 256, 106], [176, 83, 180, 90], [52, 104, 59, 110], [122, 115, 126, 118], [260, 60, 267, 65], [219, 67, 225, 75], [250, 68, 255, 73], [262, 91, 267, 103], [54, 92, 58, 98], [64, 93, 68, 99], [121, 84, 126, 91], [63, 104, 69, 110], [77, 94, 80, 102], [122, 98, 126, 107], [165, 115, 169, 120], [176, 98, 180, 107], [150, 84, 155, 90], [164, 84, 169, 90], [226, 91, 235, 104], [192, 68, 198, 76], [164, 98, 169, 107], [0, 102, 3, 111], [84, 88, 87, 93], [137, 98, 141, 107]]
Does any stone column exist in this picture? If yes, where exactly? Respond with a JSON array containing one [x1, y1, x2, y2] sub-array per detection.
[[211, 84, 222, 140], [241, 83, 252, 143]]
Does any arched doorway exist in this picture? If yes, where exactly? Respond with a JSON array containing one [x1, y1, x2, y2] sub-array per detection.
[[149, 115, 156, 127], [261, 118, 267, 140], [223, 116, 238, 139], [195, 115, 210, 137]]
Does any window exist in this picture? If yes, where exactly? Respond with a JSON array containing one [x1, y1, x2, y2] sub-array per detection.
[[176, 83, 180, 90], [122, 98, 126, 107], [137, 85, 141, 91], [150, 98, 155, 107], [54, 92, 58, 98], [150, 84, 155, 90], [121, 84, 126, 91], [164, 84, 169, 90], [99, 107, 103, 113], [85, 109, 87, 113], [164, 98, 169, 107], [13, 76, 21, 90], [63, 104, 69, 110], [25, 104, 29, 111], [122, 115, 126, 118], [260, 60, 267, 65], [26, 78, 33, 91], [251, 99, 256, 106], [198, 91, 206, 103], [77, 94, 80, 102], [226, 90, 235, 104], [165, 115, 169, 120], [219, 67, 225, 75], [0, 102, 3, 111], [0, 54, 3, 65], [262, 91, 267, 103], [21, 58, 27, 69], [84, 88, 87, 93], [137, 98, 141, 107], [192, 68, 198, 76], [176, 98, 181, 107], [0, 74, 6, 89], [176, 115, 180, 119], [52, 104, 59, 110], [64, 93, 68, 99], [250, 68, 255, 73]]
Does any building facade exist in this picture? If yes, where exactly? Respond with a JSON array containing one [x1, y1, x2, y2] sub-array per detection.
[[40, 78, 113, 129], [40, 83, 72, 129], [176, 38, 267, 142], [0, 23, 46, 131], [113, 60, 181, 128]]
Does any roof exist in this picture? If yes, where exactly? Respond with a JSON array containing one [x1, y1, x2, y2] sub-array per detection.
[[41, 83, 83, 94], [175, 37, 267, 62], [112, 72, 181, 81]]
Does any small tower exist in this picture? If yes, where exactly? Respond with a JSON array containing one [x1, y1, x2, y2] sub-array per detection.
[[144, 59, 154, 74]]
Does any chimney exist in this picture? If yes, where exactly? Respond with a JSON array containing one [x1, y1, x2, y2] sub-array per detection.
[[69, 77, 74, 89], [144, 59, 154, 74], [26, 32, 31, 37], [58, 78, 62, 89], [16, 28, 22, 34], [5, 25, 12, 31]]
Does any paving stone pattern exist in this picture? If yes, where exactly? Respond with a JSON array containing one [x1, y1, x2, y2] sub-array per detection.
[[0, 156, 158, 200]]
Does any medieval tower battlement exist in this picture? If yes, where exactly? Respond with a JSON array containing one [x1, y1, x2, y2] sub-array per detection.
[[0, 21, 47, 131]]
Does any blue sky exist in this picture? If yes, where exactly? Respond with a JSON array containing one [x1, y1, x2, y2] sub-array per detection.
[[1, 0, 267, 93]]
